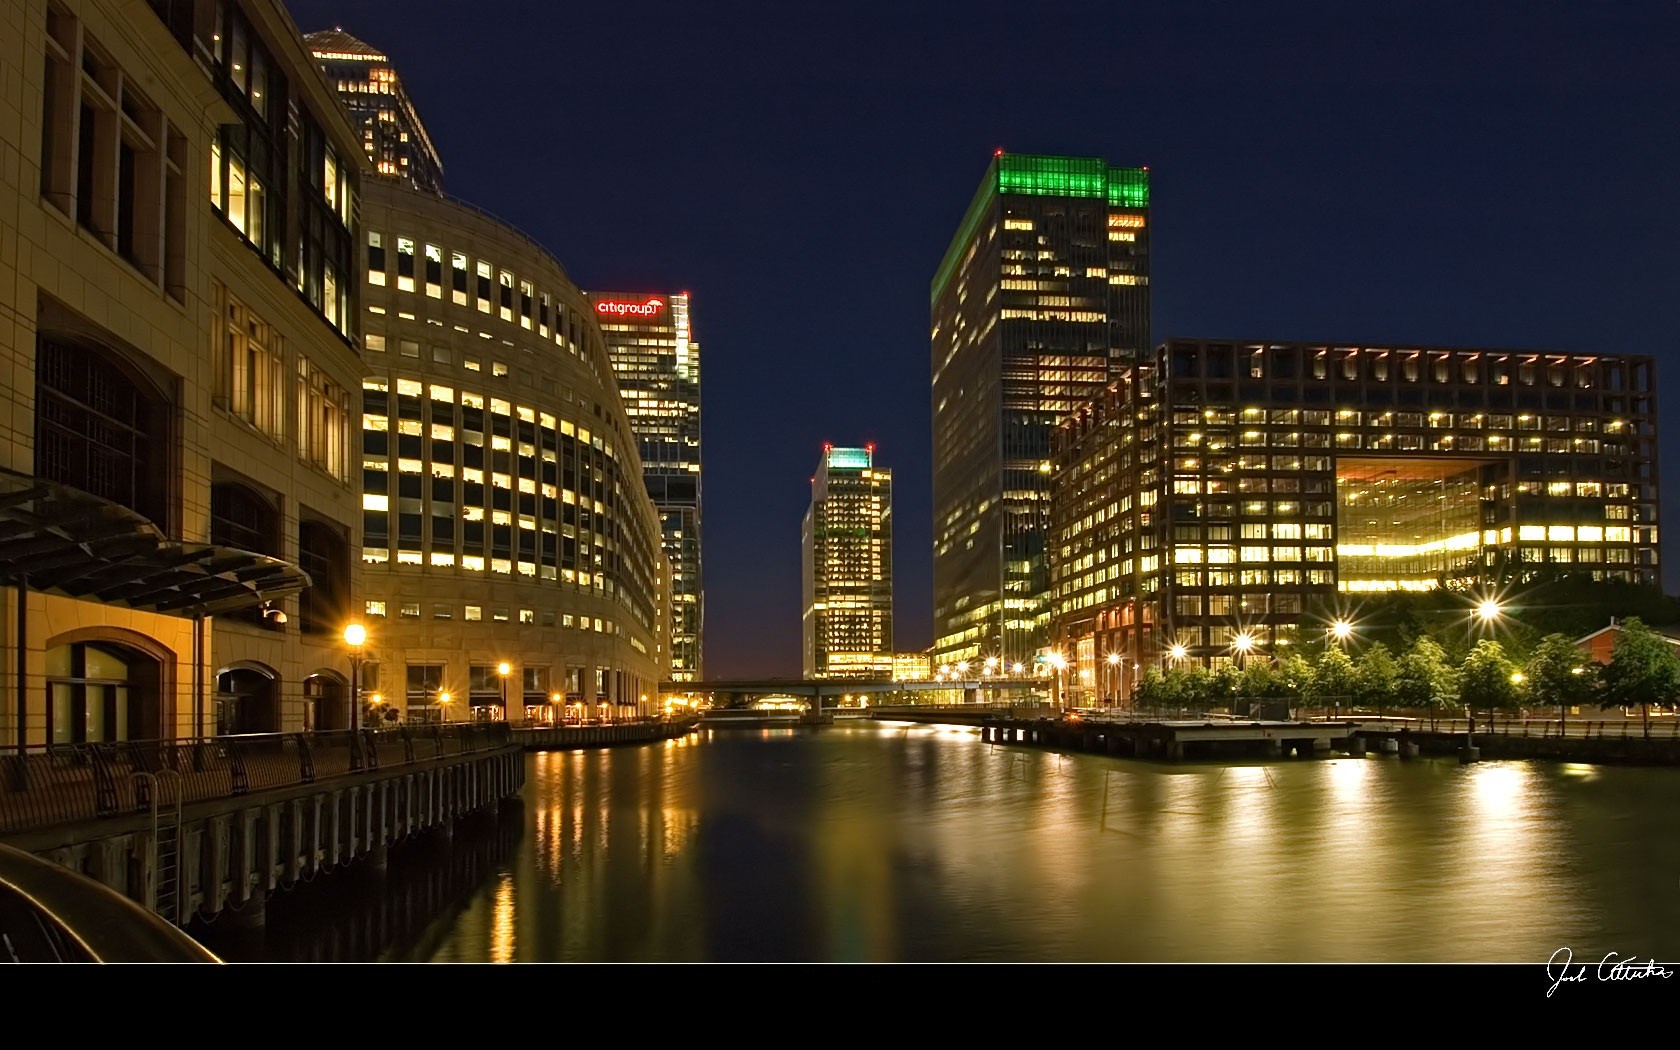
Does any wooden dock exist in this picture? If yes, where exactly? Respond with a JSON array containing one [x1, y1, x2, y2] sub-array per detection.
[[982, 716, 1357, 761]]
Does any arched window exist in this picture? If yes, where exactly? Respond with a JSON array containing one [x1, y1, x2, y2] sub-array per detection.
[[45, 641, 162, 744], [35, 337, 170, 528]]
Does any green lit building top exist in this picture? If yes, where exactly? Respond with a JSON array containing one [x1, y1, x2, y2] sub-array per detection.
[[929, 151, 1151, 667]]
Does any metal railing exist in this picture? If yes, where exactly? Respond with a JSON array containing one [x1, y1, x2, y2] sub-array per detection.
[[0, 724, 512, 836], [1396, 717, 1680, 741], [0, 841, 218, 962]]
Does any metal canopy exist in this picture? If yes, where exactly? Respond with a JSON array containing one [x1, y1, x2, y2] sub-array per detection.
[[0, 469, 310, 617]]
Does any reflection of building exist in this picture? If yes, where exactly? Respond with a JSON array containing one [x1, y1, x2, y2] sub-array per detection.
[[304, 28, 444, 193], [591, 292, 703, 682], [803, 446, 894, 679], [356, 179, 670, 722], [931, 152, 1151, 669], [1052, 339, 1660, 702], [1, 0, 364, 743]]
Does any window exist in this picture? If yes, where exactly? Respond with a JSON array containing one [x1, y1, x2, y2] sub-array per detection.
[[297, 358, 350, 481], [36, 337, 170, 528], [42, 7, 187, 298], [405, 663, 443, 707], [399, 602, 421, 618], [365, 600, 386, 617], [367, 231, 386, 285], [214, 282, 284, 437], [464, 605, 482, 621]]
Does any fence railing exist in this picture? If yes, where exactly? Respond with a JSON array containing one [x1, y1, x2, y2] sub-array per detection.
[[1393, 717, 1680, 741], [0, 724, 512, 835]]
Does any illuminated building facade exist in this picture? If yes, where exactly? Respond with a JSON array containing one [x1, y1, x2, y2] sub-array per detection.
[[357, 179, 670, 722], [931, 152, 1150, 668], [591, 292, 703, 682], [0, 0, 365, 743], [893, 652, 932, 681], [304, 28, 444, 193], [803, 446, 894, 679], [1051, 339, 1660, 703]]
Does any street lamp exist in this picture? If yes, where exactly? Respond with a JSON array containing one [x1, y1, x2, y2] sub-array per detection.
[[436, 689, 451, 723], [1232, 631, 1255, 667], [1046, 652, 1068, 710], [343, 622, 367, 733], [1169, 644, 1188, 661], [1330, 619, 1353, 642], [497, 660, 511, 723], [1476, 599, 1502, 624]]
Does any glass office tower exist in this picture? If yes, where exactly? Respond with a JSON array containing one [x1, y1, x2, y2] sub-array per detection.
[[931, 152, 1150, 667], [1051, 339, 1661, 703], [592, 292, 704, 681], [803, 445, 894, 679]]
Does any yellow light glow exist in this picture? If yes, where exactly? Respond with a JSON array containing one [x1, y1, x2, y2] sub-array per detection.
[[343, 623, 367, 647]]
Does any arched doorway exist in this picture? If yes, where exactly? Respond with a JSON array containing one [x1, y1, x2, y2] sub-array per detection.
[[216, 663, 279, 736], [44, 639, 163, 744], [302, 671, 348, 732]]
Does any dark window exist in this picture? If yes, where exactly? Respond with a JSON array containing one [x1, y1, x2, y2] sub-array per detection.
[[298, 519, 348, 636], [36, 338, 169, 528]]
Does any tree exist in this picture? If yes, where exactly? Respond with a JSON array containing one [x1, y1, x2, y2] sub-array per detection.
[[1313, 645, 1358, 714], [1134, 668, 1170, 709], [1208, 663, 1242, 710], [1276, 654, 1313, 702], [1600, 617, 1680, 739], [1525, 633, 1597, 729], [1395, 637, 1456, 727], [1458, 638, 1521, 728], [1354, 643, 1398, 714]]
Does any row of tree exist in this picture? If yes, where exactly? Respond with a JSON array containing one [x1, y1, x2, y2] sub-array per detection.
[[1132, 617, 1680, 730]]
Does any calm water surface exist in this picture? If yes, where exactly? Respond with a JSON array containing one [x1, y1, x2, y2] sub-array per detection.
[[212, 722, 1680, 962]]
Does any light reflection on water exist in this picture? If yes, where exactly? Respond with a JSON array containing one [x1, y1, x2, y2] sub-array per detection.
[[396, 722, 1680, 963]]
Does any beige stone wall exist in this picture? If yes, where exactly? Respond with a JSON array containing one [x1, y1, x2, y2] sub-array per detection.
[[0, 0, 368, 743]]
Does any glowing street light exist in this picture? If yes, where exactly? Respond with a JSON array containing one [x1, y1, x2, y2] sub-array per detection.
[[1232, 632, 1255, 653], [437, 689, 452, 723], [1330, 619, 1354, 641], [1106, 653, 1121, 666], [1510, 671, 1526, 686], [343, 623, 367, 733], [497, 660, 511, 722], [956, 660, 970, 677], [1476, 599, 1503, 623], [1169, 644, 1188, 661], [1011, 662, 1025, 675], [983, 656, 999, 674]]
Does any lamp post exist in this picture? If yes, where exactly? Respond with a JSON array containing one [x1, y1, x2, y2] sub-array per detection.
[[436, 689, 451, 724], [343, 623, 367, 733], [1106, 652, 1121, 709], [497, 661, 511, 723], [550, 691, 563, 726]]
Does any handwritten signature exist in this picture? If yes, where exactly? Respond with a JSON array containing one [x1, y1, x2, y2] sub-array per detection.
[[1547, 948, 1674, 997]]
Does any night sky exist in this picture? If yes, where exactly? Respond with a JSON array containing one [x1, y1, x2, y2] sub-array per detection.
[[285, 0, 1680, 677]]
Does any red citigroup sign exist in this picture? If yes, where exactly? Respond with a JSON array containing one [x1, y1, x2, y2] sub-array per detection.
[[593, 295, 666, 323]]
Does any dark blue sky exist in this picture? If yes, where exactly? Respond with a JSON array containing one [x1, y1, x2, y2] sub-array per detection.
[[286, 0, 1680, 677]]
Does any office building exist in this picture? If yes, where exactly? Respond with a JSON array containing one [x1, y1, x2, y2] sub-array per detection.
[[931, 152, 1150, 668], [305, 27, 444, 193], [356, 179, 670, 722], [592, 291, 703, 681], [1051, 339, 1660, 703], [803, 445, 893, 679], [1, 0, 365, 743]]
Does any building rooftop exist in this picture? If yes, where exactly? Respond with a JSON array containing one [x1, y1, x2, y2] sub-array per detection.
[[303, 27, 387, 61]]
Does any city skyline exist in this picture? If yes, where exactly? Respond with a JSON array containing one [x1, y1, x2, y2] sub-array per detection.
[[282, 1, 1679, 676]]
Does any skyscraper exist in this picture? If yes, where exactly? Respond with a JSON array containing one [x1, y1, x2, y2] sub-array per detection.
[[305, 28, 445, 193], [803, 445, 894, 679], [930, 152, 1151, 667], [592, 292, 704, 681]]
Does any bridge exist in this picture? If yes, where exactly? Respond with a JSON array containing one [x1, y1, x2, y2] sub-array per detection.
[[661, 677, 1055, 718]]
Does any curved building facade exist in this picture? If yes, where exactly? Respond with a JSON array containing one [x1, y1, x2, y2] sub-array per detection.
[[356, 179, 669, 722]]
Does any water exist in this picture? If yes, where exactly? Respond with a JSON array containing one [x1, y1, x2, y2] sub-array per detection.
[[206, 722, 1680, 962]]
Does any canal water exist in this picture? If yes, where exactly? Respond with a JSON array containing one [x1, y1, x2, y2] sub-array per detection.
[[201, 721, 1680, 963]]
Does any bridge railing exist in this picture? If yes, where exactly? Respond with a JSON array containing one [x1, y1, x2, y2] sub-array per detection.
[[0, 724, 511, 835]]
